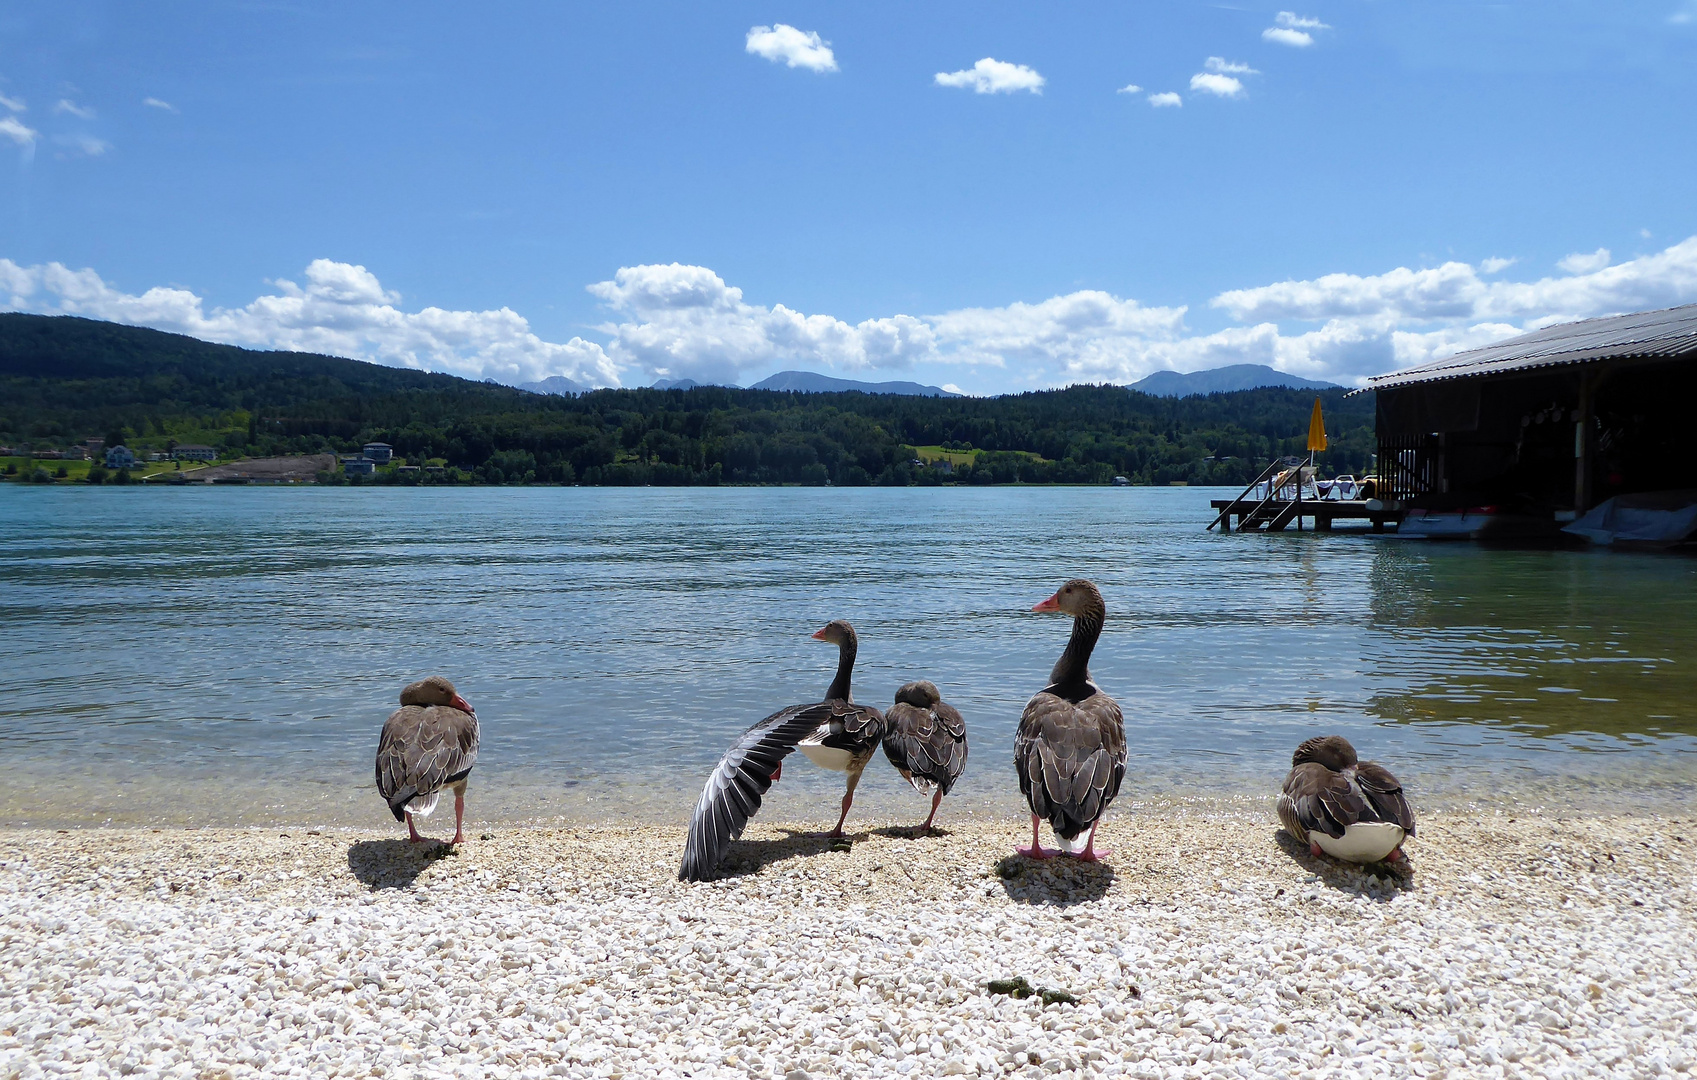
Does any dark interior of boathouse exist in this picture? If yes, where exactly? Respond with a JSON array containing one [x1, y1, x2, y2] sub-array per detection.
[[1366, 303, 1697, 516]]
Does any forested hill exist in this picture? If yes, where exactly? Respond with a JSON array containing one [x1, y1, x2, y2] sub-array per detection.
[[0, 314, 1374, 486]]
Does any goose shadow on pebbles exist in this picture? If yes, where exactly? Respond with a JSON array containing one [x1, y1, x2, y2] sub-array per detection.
[[1273, 828, 1415, 899], [347, 838, 459, 890], [994, 853, 1117, 906]]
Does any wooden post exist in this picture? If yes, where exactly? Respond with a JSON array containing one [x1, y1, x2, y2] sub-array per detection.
[[1574, 370, 1594, 513]]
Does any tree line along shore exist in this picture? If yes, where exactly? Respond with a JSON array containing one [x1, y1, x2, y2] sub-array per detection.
[[1, 313, 1373, 487]]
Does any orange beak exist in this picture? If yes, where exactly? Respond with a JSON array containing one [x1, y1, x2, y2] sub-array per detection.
[[810, 627, 830, 640], [451, 694, 475, 715], [1031, 593, 1061, 612]]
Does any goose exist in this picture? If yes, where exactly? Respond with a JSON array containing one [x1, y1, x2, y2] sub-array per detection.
[[881, 680, 968, 831], [1014, 579, 1126, 861], [1277, 735, 1415, 863], [679, 620, 885, 882], [375, 676, 479, 844]]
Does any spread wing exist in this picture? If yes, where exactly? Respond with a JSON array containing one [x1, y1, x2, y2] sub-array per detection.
[[1355, 761, 1416, 837], [1277, 762, 1364, 841], [882, 701, 969, 795], [679, 702, 833, 882], [1014, 688, 1126, 840], [375, 705, 480, 821]]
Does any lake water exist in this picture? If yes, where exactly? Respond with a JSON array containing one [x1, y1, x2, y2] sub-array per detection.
[[3, 485, 1695, 831]]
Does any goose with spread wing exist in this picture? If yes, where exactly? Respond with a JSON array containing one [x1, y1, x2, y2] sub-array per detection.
[[1277, 735, 1415, 863], [1014, 579, 1126, 861], [679, 620, 885, 882], [881, 680, 968, 831], [375, 675, 479, 844]]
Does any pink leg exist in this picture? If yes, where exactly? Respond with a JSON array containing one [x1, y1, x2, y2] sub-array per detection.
[[770, 763, 782, 784], [1074, 820, 1110, 862], [1016, 814, 1053, 859], [1310, 840, 1325, 858], [1385, 846, 1405, 862], [827, 771, 862, 838], [451, 789, 466, 845], [919, 789, 943, 831], [406, 812, 426, 843]]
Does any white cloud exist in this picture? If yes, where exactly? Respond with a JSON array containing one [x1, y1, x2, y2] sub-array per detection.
[[1205, 57, 1259, 75], [1479, 256, 1517, 274], [143, 97, 178, 112], [941, 383, 967, 395], [935, 58, 1045, 95], [745, 24, 838, 73], [1190, 73, 1245, 98], [12, 236, 1697, 395], [1641, 228, 1654, 239], [1671, 0, 1697, 24], [0, 115, 36, 147], [588, 263, 935, 385], [1275, 12, 1330, 29], [1148, 91, 1183, 107], [54, 99, 95, 119], [1117, 84, 1142, 95], [1264, 12, 1330, 47], [0, 92, 24, 112], [1557, 247, 1611, 275], [0, 257, 621, 387], [54, 134, 110, 157]]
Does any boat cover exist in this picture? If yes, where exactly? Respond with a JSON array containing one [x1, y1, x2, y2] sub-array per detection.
[[1562, 490, 1697, 548]]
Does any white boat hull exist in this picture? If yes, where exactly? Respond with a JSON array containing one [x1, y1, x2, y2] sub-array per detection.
[[1313, 822, 1405, 863]]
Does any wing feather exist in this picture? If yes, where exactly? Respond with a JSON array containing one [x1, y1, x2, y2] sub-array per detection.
[[375, 705, 479, 821], [679, 703, 834, 882], [1355, 761, 1416, 837]]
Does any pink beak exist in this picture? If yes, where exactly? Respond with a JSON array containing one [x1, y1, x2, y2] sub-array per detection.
[[452, 694, 475, 715], [810, 627, 830, 640], [1031, 593, 1061, 612]]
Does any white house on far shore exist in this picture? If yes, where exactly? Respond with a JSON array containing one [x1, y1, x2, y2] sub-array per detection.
[[104, 445, 136, 468], [363, 442, 393, 463], [173, 444, 217, 462]]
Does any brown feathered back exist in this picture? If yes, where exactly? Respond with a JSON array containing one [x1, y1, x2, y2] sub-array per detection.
[[375, 679, 479, 822], [882, 681, 969, 796]]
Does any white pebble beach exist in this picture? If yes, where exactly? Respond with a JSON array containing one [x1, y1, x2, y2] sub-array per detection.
[[3, 807, 1694, 1079]]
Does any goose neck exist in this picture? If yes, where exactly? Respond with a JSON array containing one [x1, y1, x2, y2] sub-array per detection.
[[1049, 606, 1103, 686]]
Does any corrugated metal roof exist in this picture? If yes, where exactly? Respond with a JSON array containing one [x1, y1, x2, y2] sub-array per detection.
[[1359, 302, 1697, 393]]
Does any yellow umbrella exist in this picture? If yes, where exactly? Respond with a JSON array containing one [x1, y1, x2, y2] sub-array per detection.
[[1307, 395, 1327, 453]]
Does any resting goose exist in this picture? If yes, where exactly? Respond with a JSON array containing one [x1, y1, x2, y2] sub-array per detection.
[[881, 680, 969, 831], [679, 620, 885, 882], [375, 676, 479, 844], [1014, 579, 1127, 861], [1277, 735, 1416, 863]]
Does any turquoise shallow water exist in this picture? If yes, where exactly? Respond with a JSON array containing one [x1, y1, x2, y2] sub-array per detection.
[[2, 485, 1694, 829]]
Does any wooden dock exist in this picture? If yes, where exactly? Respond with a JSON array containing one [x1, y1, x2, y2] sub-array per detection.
[[1210, 497, 1401, 532]]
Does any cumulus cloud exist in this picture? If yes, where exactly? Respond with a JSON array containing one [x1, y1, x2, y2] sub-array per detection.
[[1117, 84, 1142, 95], [1190, 73, 1244, 98], [1557, 247, 1611, 275], [1148, 91, 1182, 107], [588, 263, 935, 386], [0, 115, 36, 147], [0, 92, 24, 112], [1190, 58, 1258, 99], [1264, 13, 1330, 47], [935, 58, 1045, 95], [1205, 57, 1259, 75], [54, 99, 95, 119], [745, 24, 838, 73], [0, 257, 620, 387], [1479, 256, 1517, 274], [143, 97, 178, 112]]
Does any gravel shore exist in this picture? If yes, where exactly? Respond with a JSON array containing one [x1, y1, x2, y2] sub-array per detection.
[[3, 807, 1694, 1079]]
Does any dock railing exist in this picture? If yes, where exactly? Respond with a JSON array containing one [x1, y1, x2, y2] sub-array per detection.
[[1206, 459, 1286, 531]]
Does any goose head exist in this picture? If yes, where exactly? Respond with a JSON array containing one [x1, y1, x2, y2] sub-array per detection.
[[1031, 578, 1104, 617], [400, 675, 475, 715]]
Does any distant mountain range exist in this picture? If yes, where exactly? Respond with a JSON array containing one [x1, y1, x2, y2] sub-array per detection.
[[652, 377, 707, 390], [518, 375, 588, 395], [748, 370, 961, 397], [1129, 364, 1339, 397]]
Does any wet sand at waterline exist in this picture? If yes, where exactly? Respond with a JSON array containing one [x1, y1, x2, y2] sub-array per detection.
[[5, 808, 1693, 1079]]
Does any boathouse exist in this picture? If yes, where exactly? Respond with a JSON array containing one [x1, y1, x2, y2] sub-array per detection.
[[1361, 303, 1697, 521]]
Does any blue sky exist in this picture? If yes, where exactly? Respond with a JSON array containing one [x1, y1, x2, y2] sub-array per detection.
[[3, 2, 1696, 393]]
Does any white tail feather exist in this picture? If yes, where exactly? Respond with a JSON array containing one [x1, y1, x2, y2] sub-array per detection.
[[406, 792, 441, 818], [1055, 830, 1089, 855]]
